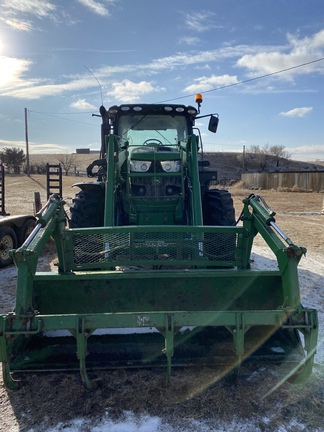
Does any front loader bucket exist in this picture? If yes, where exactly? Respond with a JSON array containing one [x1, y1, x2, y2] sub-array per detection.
[[0, 196, 318, 389]]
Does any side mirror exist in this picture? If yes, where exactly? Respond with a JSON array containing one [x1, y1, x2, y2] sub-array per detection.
[[208, 115, 219, 133]]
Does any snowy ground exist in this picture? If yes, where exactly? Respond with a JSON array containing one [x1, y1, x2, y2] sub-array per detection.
[[1, 245, 323, 432]]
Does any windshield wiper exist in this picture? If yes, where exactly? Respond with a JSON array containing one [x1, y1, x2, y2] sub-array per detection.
[[122, 114, 149, 139]]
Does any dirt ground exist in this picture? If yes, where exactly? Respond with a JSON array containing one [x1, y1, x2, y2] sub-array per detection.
[[0, 174, 323, 431], [231, 186, 324, 256]]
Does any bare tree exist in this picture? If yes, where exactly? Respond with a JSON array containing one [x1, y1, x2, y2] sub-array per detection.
[[55, 153, 77, 176], [248, 144, 269, 171], [269, 145, 291, 167]]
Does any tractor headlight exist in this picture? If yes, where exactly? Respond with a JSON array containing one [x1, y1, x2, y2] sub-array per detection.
[[160, 160, 181, 173], [130, 160, 152, 172]]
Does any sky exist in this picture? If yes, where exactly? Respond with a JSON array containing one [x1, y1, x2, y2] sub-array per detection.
[[0, 0, 324, 161]]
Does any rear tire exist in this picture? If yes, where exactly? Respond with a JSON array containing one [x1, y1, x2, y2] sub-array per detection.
[[0, 226, 17, 267], [202, 189, 236, 264], [18, 219, 36, 245], [69, 189, 104, 228]]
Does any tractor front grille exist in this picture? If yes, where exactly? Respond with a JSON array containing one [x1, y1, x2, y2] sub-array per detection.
[[130, 176, 181, 200]]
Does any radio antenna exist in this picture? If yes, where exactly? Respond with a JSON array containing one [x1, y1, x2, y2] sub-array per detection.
[[84, 64, 103, 106]]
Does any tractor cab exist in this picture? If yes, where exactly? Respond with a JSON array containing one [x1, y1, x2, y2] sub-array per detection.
[[96, 100, 218, 225]]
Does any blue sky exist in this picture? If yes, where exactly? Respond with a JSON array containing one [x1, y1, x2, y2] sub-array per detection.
[[0, 0, 324, 160]]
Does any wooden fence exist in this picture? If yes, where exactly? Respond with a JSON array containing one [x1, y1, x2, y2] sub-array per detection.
[[242, 171, 324, 192]]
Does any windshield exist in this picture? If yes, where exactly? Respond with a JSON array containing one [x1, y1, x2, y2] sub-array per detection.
[[118, 114, 188, 147]]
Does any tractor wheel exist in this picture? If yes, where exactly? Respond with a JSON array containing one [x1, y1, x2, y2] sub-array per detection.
[[69, 189, 104, 228], [202, 189, 235, 226], [18, 218, 36, 245], [202, 189, 236, 263], [0, 226, 17, 267]]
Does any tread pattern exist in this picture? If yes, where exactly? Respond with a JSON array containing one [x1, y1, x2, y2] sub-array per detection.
[[69, 189, 104, 228], [202, 189, 236, 263], [202, 189, 236, 226]]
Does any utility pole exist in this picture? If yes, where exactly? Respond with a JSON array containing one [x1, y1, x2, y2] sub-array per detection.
[[243, 145, 246, 171], [25, 108, 30, 177]]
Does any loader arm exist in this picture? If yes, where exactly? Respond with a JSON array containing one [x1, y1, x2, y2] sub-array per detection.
[[0, 194, 318, 390]]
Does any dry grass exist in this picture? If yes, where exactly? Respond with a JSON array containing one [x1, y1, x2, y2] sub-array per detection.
[[29, 153, 99, 173], [3, 173, 85, 215], [231, 188, 324, 253]]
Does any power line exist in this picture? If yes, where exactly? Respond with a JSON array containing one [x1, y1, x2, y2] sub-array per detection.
[[28, 56, 324, 121], [157, 56, 324, 103], [30, 111, 94, 115], [28, 110, 98, 127]]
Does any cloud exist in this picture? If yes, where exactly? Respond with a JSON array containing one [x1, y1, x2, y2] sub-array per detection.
[[2, 18, 34, 31], [182, 11, 221, 33], [178, 36, 201, 46], [76, 0, 114, 16], [98, 48, 250, 77], [2, 49, 237, 99], [70, 99, 97, 110], [279, 107, 313, 118], [0, 44, 278, 99], [0, 72, 98, 99], [28, 143, 69, 153], [0, 56, 33, 88], [289, 144, 324, 160], [0, 0, 82, 31], [2, 0, 56, 18], [0, 139, 26, 150], [0, 0, 57, 32], [1, 29, 323, 101], [107, 80, 164, 103], [0, 0, 117, 33], [0, 139, 69, 154], [236, 29, 324, 79], [183, 74, 239, 93]]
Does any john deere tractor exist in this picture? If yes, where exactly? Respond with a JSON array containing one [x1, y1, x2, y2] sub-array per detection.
[[69, 96, 234, 233], [0, 95, 318, 390]]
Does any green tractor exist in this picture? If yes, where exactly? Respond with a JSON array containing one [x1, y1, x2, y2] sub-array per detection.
[[69, 96, 234, 231], [0, 95, 318, 390]]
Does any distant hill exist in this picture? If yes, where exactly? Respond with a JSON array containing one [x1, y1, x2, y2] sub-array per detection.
[[202, 152, 324, 182], [27, 152, 324, 180]]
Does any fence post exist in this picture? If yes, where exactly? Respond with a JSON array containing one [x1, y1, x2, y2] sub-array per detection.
[[0, 164, 9, 216], [34, 191, 42, 214], [321, 194, 324, 215]]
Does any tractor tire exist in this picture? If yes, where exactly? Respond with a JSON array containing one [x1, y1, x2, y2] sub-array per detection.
[[69, 189, 104, 228], [202, 189, 236, 263], [202, 189, 236, 226], [0, 226, 17, 267], [18, 218, 36, 245]]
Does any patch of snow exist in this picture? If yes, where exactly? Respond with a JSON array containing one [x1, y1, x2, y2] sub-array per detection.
[[40, 411, 324, 432], [40, 413, 268, 432]]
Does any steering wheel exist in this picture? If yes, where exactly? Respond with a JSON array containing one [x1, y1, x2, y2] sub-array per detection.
[[143, 139, 163, 146]]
